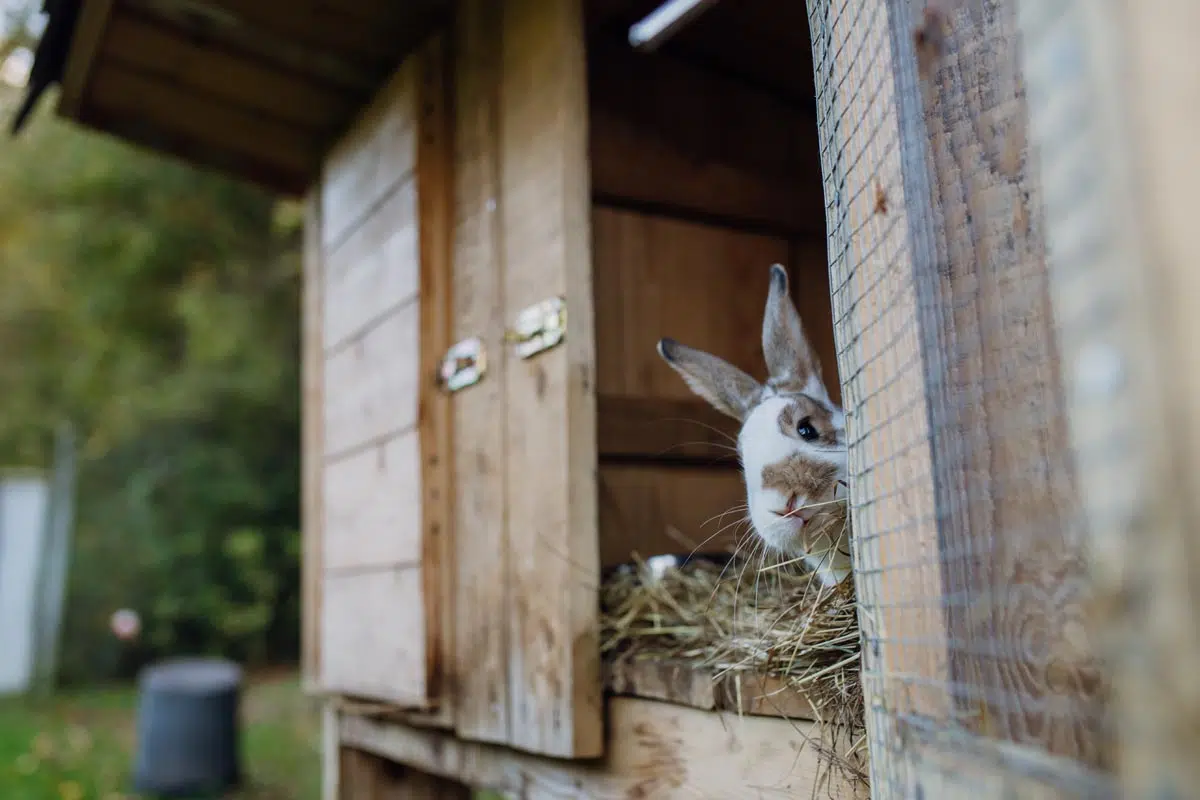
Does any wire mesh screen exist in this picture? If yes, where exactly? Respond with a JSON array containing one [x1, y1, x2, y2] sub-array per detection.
[[808, 0, 1116, 795]]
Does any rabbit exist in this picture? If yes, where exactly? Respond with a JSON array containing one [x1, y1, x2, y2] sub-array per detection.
[[656, 263, 852, 587]]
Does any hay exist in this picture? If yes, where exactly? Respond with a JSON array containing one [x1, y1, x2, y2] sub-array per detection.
[[599, 506, 867, 787]]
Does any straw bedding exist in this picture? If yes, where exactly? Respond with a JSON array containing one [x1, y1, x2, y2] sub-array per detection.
[[599, 507, 867, 787]]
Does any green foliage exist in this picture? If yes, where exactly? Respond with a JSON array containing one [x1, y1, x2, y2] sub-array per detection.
[[0, 84, 303, 682]]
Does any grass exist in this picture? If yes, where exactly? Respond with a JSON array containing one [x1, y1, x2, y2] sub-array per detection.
[[0, 672, 321, 800]]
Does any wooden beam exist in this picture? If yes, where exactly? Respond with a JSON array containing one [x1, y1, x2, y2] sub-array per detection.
[[101, 12, 358, 133], [86, 61, 321, 177], [56, 0, 114, 119], [124, 0, 384, 95], [339, 698, 869, 798], [603, 657, 817, 720], [1016, 0, 1200, 795]]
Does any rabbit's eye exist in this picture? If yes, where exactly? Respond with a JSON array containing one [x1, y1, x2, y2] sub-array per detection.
[[797, 417, 819, 442]]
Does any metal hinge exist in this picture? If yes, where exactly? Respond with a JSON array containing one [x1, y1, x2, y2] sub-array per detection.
[[503, 296, 567, 359], [438, 337, 486, 393]]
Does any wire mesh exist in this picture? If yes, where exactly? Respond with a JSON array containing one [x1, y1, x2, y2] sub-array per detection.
[[807, 0, 1119, 795]]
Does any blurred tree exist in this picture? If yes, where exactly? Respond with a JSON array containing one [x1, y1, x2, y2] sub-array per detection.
[[0, 53, 303, 681]]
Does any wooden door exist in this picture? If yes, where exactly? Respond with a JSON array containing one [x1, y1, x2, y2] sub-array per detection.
[[450, 0, 603, 759], [302, 37, 453, 711]]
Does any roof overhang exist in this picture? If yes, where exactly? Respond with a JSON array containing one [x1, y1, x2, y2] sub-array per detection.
[[43, 0, 449, 195]]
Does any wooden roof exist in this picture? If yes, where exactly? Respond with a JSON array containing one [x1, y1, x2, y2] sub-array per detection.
[[40, 0, 449, 195]]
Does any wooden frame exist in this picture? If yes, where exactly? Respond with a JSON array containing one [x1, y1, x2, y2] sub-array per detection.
[[1016, 0, 1200, 795], [337, 699, 867, 799]]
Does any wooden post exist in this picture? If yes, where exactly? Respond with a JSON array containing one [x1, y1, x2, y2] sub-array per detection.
[[1016, 0, 1200, 795]]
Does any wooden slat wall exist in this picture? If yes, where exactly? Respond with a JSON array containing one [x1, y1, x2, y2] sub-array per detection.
[[310, 43, 454, 711], [587, 41, 835, 566], [497, 0, 602, 759]]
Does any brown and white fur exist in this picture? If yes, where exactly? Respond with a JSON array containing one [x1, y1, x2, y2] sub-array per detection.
[[656, 264, 852, 586]]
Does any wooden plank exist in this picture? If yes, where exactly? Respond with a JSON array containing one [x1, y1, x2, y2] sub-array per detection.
[[1016, 0, 1200, 795], [603, 657, 817, 721], [597, 464, 745, 566], [414, 32, 455, 724], [596, 395, 738, 461], [56, 0, 114, 119], [322, 181, 419, 352], [125, 0, 383, 95], [322, 431, 420, 572], [322, 302, 419, 460], [588, 38, 825, 236], [339, 745, 472, 799], [86, 62, 321, 176], [302, 190, 325, 691], [321, 568, 428, 706], [322, 59, 419, 250], [101, 12, 359, 131], [498, 0, 602, 758], [450, 0, 510, 746], [340, 697, 869, 799], [808, 0, 951, 792], [901, 0, 1102, 767], [75, 106, 311, 195], [591, 207, 792, 404]]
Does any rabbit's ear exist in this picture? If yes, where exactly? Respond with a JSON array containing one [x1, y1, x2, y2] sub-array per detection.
[[763, 264, 826, 400], [657, 338, 762, 422]]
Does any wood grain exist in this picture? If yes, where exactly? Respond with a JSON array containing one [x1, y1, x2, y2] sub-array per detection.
[[322, 60, 418, 250], [322, 568, 427, 706], [322, 302, 419, 460], [341, 697, 868, 799], [322, 181, 419, 352], [1017, 0, 1200, 795], [597, 465, 746, 566], [86, 61, 320, 177], [322, 432, 420, 572], [498, 0, 603, 758], [905, 0, 1102, 766], [450, 0, 510, 746], [339, 745, 471, 799], [596, 396, 738, 462], [588, 38, 825, 236], [100, 12, 358, 131], [414, 33, 456, 724], [808, 1, 951, 793], [603, 657, 816, 721]]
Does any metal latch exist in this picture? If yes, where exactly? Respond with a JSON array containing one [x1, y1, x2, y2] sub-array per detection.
[[438, 337, 486, 393], [504, 297, 566, 359]]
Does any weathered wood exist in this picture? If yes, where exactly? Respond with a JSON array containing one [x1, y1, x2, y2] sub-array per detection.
[[322, 568, 427, 706], [101, 12, 358, 131], [322, 432, 420, 572], [603, 657, 816, 720], [588, 38, 824, 236], [339, 744, 471, 799], [450, 0, 510, 746], [322, 300, 419, 461], [414, 33, 456, 723], [591, 207, 790, 404], [596, 396, 738, 462], [498, 0, 602, 758], [302, 190, 326, 692], [901, 0, 1103, 767], [597, 464, 745, 565], [340, 698, 868, 798], [322, 181, 419, 352], [85, 62, 321, 176], [322, 60, 418, 251], [808, 0, 950, 792], [1016, 0, 1200, 795]]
